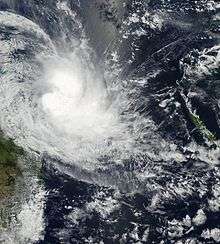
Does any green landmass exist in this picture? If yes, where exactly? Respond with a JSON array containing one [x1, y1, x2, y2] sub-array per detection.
[[0, 136, 23, 167], [0, 134, 23, 200], [190, 112, 217, 142]]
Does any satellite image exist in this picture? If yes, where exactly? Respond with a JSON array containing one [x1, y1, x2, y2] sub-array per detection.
[[0, 0, 220, 243]]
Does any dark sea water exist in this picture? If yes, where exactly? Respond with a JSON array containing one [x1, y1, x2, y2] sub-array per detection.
[[0, 0, 220, 243]]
